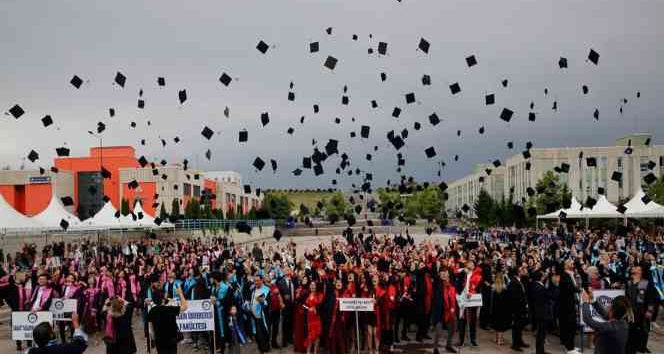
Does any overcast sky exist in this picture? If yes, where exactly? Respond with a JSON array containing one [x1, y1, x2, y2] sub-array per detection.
[[2, 0, 663, 189]]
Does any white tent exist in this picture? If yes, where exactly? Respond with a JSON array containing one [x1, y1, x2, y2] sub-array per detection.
[[82, 202, 136, 228], [32, 193, 81, 229], [537, 197, 585, 219], [0, 194, 44, 230], [576, 195, 622, 218], [132, 201, 157, 227], [624, 189, 664, 218]]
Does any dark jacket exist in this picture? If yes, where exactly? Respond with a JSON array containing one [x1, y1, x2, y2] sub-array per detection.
[[507, 276, 528, 321], [531, 281, 555, 321], [582, 302, 628, 354], [558, 272, 579, 318]]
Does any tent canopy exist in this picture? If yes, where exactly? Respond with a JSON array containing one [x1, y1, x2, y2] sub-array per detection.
[[32, 193, 81, 229], [0, 194, 43, 230], [624, 189, 664, 218]]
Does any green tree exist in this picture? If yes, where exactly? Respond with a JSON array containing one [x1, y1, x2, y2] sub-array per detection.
[[377, 188, 401, 220], [213, 208, 224, 219], [324, 192, 349, 224], [534, 171, 572, 213], [226, 206, 236, 220], [159, 203, 168, 220], [263, 192, 294, 220], [248, 206, 257, 219], [121, 198, 130, 216], [473, 189, 496, 228], [201, 200, 213, 219], [646, 176, 664, 205], [171, 198, 180, 219], [185, 198, 201, 219]]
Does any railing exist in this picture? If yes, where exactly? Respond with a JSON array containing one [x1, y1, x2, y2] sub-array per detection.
[[175, 219, 275, 230]]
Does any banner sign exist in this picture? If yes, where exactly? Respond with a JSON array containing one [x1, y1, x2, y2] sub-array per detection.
[[340, 298, 375, 312], [12, 312, 53, 340], [50, 298, 77, 321], [29, 176, 51, 184], [581, 290, 624, 332], [176, 300, 214, 332], [457, 293, 483, 308]]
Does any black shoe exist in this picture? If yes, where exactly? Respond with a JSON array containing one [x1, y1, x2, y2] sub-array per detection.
[[433, 349, 440, 354], [470, 341, 478, 347], [445, 346, 457, 353], [510, 346, 523, 352]]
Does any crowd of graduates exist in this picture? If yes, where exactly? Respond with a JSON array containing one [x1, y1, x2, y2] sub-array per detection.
[[0, 224, 662, 354]]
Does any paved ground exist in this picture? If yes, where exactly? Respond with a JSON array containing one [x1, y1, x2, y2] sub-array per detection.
[[2, 233, 663, 353]]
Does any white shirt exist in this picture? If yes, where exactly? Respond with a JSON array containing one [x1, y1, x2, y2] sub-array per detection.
[[32, 287, 44, 311]]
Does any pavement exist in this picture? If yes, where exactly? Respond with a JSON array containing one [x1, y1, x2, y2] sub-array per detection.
[[2, 233, 663, 353]]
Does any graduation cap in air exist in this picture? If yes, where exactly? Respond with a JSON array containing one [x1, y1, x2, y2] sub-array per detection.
[[466, 55, 477, 67], [647, 160, 656, 170], [114, 72, 126, 87], [138, 156, 148, 168], [324, 56, 338, 70], [528, 112, 536, 121], [422, 74, 431, 85], [522, 150, 531, 159], [598, 187, 605, 195], [55, 147, 70, 157], [371, 100, 378, 108], [59, 219, 69, 231], [101, 167, 112, 179], [157, 77, 165, 86], [492, 160, 501, 168], [40, 115, 54, 127], [617, 204, 627, 214], [314, 164, 324, 176], [261, 112, 270, 126], [558, 57, 568, 68], [478, 126, 485, 134], [525, 161, 532, 170], [588, 49, 600, 65], [253, 157, 265, 171], [361, 125, 370, 138], [560, 163, 570, 173], [378, 42, 388, 55], [70, 75, 83, 89], [449, 83, 461, 95], [558, 211, 567, 219], [293, 168, 303, 176], [238, 129, 248, 142], [582, 85, 589, 95], [205, 149, 212, 160], [405, 92, 416, 104], [414, 121, 421, 130], [392, 107, 401, 118], [303, 157, 312, 169], [201, 126, 214, 140], [61, 196, 74, 207], [128, 180, 139, 189], [287, 127, 295, 135], [642, 194, 652, 205], [500, 108, 514, 122], [586, 157, 597, 167], [501, 79, 508, 87], [485, 94, 495, 105], [644, 173, 657, 185], [380, 72, 387, 81], [9, 104, 25, 119], [256, 40, 269, 54], [219, 73, 232, 86], [527, 187, 535, 197], [27, 150, 39, 163], [334, 117, 341, 124], [461, 204, 470, 213], [310, 41, 319, 53], [424, 147, 436, 158], [270, 159, 278, 172], [326, 27, 333, 35], [244, 185, 251, 194], [137, 99, 145, 109], [289, 92, 296, 101], [341, 95, 349, 105], [611, 171, 622, 182], [273, 229, 282, 242], [507, 141, 514, 149], [418, 38, 430, 53]]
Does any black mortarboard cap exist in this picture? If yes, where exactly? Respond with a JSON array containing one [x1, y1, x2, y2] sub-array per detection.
[[310, 42, 319, 53], [59, 219, 69, 231], [527, 187, 535, 197], [428, 113, 441, 126], [378, 42, 388, 55], [239, 130, 248, 142], [401, 128, 409, 139], [41, 115, 53, 127], [611, 171, 622, 182], [261, 112, 270, 126], [501, 79, 508, 87], [449, 82, 461, 95], [341, 95, 349, 105], [303, 157, 312, 169], [642, 194, 652, 204], [128, 180, 139, 189], [361, 125, 370, 138], [390, 136, 405, 150], [461, 204, 470, 213], [61, 196, 74, 206], [157, 77, 165, 86], [70, 75, 83, 89], [270, 159, 277, 172], [582, 85, 589, 94], [560, 163, 570, 173], [425, 147, 436, 158], [137, 99, 145, 109], [114, 71, 126, 87], [392, 107, 401, 118], [586, 157, 597, 167], [324, 56, 338, 70], [253, 157, 265, 171], [644, 173, 657, 185], [366, 153, 372, 161], [256, 40, 269, 54], [101, 167, 111, 179], [500, 108, 514, 122], [287, 127, 294, 135], [478, 126, 485, 134], [485, 94, 495, 105], [371, 100, 378, 108], [380, 72, 387, 81], [559, 211, 567, 219], [522, 150, 531, 159], [314, 164, 324, 176], [219, 73, 232, 86], [244, 185, 251, 194], [56, 147, 70, 157], [465, 55, 477, 67], [9, 104, 25, 119], [201, 126, 214, 140], [27, 150, 39, 163], [588, 49, 599, 65], [293, 168, 303, 176], [525, 161, 532, 170], [138, 156, 148, 168], [178, 89, 187, 104], [422, 74, 431, 85], [493, 160, 501, 168], [405, 92, 415, 104], [418, 38, 430, 53], [528, 112, 536, 121], [289, 92, 296, 101], [507, 141, 514, 149], [326, 27, 333, 35], [414, 121, 421, 130], [205, 149, 211, 160], [617, 204, 627, 214], [647, 160, 656, 170], [558, 57, 568, 68]]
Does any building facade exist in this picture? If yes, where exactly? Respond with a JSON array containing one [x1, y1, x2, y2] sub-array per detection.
[[445, 133, 664, 216], [0, 146, 261, 220]]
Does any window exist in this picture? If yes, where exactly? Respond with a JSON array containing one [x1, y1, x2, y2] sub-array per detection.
[[183, 183, 192, 196], [193, 185, 201, 198]]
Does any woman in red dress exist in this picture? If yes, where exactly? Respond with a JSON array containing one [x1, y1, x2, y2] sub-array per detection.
[[293, 275, 310, 353], [305, 281, 324, 354], [327, 278, 348, 354]]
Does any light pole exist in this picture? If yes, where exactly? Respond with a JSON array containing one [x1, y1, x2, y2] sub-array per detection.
[[88, 131, 103, 216]]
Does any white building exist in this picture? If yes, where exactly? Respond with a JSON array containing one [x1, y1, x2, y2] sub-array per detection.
[[445, 133, 664, 217]]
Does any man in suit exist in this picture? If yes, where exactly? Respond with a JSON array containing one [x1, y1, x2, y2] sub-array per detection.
[[508, 266, 530, 351], [277, 267, 296, 347], [531, 270, 552, 354], [558, 260, 581, 354]]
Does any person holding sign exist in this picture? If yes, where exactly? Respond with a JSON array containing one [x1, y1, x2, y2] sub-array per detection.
[[580, 289, 631, 354], [26, 312, 88, 354], [148, 283, 188, 354]]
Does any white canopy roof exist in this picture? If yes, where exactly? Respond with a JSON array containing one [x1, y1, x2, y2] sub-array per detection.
[[81, 202, 136, 228], [132, 201, 157, 226], [574, 195, 622, 218], [624, 189, 664, 218], [32, 193, 81, 229], [0, 194, 44, 230], [537, 197, 585, 219]]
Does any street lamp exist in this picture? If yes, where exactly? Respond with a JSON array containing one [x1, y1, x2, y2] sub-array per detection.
[[88, 131, 103, 216]]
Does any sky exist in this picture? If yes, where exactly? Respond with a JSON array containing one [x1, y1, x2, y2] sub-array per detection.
[[1, 0, 664, 190]]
